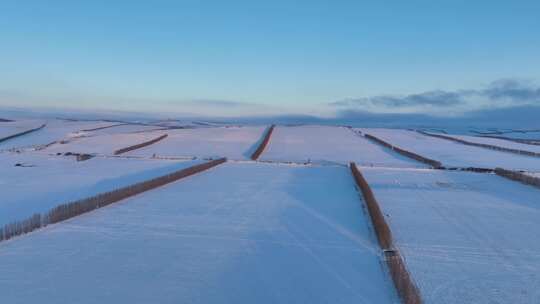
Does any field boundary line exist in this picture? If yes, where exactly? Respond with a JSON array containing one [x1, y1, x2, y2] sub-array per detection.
[[0, 123, 46, 144], [80, 123, 127, 132], [362, 132, 442, 169], [250, 124, 275, 160], [478, 134, 540, 146], [494, 168, 540, 189], [114, 133, 168, 155], [417, 130, 540, 158], [350, 162, 422, 304], [0, 158, 226, 243]]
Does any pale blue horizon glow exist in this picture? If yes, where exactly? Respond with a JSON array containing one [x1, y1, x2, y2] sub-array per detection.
[[1, 0, 539, 115]]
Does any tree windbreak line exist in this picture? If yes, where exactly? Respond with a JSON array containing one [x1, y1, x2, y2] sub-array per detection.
[[0, 158, 226, 242], [251, 125, 275, 160], [350, 163, 422, 304]]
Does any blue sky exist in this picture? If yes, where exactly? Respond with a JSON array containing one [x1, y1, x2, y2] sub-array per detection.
[[1, 0, 539, 116]]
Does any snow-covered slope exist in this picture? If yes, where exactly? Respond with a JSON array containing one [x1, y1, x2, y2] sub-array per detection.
[[362, 168, 540, 304], [124, 126, 266, 159], [361, 128, 540, 171], [0, 163, 397, 304], [0, 120, 118, 150], [83, 123, 167, 135], [45, 131, 168, 155], [0, 119, 44, 139], [0, 152, 199, 225], [262, 125, 424, 167], [431, 132, 540, 153]]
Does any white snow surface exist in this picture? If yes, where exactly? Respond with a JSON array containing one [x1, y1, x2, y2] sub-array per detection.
[[0, 119, 44, 139], [83, 123, 167, 135], [45, 131, 168, 155], [124, 126, 266, 160], [361, 168, 540, 304], [261, 125, 424, 168], [0, 152, 199, 225], [0, 119, 118, 150], [487, 131, 540, 141], [0, 163, 397, 304], [361, 128, 540, 171], [431, 132, 540, 154]]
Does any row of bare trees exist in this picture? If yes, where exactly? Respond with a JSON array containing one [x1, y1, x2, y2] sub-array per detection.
[[114, 134, 168, 155], [350, 163, 422, 304], [494, 168, 540, 189], [417, 130, 540, 158], [0, 123, 46, 144], [364, 133, 442, 169], [251, 125, 275, 160], [0, 158, 226, 242]]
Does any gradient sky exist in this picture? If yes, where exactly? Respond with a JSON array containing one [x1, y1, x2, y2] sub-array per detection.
[[1, 0, 539, 116]]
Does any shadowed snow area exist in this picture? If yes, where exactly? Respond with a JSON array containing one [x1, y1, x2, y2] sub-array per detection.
[[261, 125, 424, 168], [124, 126, 266, 160], [0, 163, 397, 304], [362, 168, 540, 304], [361, 128, 540, 171], [0, 152, 200, 226]]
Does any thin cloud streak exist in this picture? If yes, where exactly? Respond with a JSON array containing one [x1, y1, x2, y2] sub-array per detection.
[[331, 79, 540, 114]]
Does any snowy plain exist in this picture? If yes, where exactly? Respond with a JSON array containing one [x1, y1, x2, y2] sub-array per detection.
[[0, 119, 44, 139], [361, 168, 540, 304], [0, 151, 199, 226], [261, 125, 424, 168], [44, 131, 169, 155], [0, 119, 119, 151], [360, 128, 540, 171], [426, 132, 540, 154], [481, 131, 540, 141], [124, 126, 266, 160], [2, 117, 540, 304], [82, 123, 168, 136], [0, 162, 397, 304]]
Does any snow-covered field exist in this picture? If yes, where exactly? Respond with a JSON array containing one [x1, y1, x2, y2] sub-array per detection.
[[482, 131, 540, 141], [426, 132, 540, 154], [124, 126, 266, 159], [83, 123, 167, 136], [0, 152, 199, 226], [0, 119, 44, 139], [361, 168, 540, 304], [2, 118, 540, 303], [0, 163, 397, 304], [44, 131, 168, 155], [261, 125, 423, 167], [361, 128, 540, 171], [0, 119, 118, 151]]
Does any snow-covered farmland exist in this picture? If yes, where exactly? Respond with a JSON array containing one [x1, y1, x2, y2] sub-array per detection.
[[2, 120, 540, 303], [261, 125, 423, 168], [0, 162, 397, 304], [485, 131, 540, 141], [361, 167, 540, 304], [124, 126, 266, 159], [83, 123, 167, 136], [361, 128, 540, 171], [44, 131, 168, 155], [0, 119, 118, 150], [427, 132, 540, 154], [0, 152, 199, 226], [0, 119, 44, 139]]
